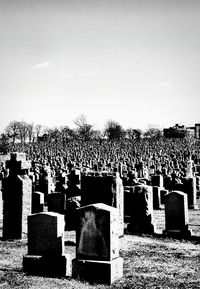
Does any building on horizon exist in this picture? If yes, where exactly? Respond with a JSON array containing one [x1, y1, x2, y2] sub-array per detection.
[[163, 123, 200, 138]]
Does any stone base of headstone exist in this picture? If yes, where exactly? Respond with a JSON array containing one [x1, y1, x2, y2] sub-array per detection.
[[23, 254, 71, 277], [163, 225, 192, 238], [72, 257, 123, 285]]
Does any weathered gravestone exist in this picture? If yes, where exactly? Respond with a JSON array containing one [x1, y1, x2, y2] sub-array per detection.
[[3, 152, 32, 239], [72, 203, 123, 284], [127, 185, 155, 234], [81, 172, 124, 236], [163, 191, 191, 237], [23, 212, 71, 276], [32, 191, 44, 214]]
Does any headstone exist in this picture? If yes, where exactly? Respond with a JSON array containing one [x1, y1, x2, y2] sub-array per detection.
[[163, 175, 171, 190], [151, 175, 164, 188], [81, 173, 124, 236], [38, 167, 52, 203], [23, 212, 71, 276], [3, 152, 32, 239], [72, 203, 123, 284], [186, 158, 194, 178], [160, 189, 169, 207], [32, 191, 44, 214], [163, 191, 191, 237], [124, 186, 132, 218], [127, 185, 155, 234], [65, 196, 81, 230], [183, 177, 198, 209], [152, 186, 162, 210], [47, 192, 66, 214]]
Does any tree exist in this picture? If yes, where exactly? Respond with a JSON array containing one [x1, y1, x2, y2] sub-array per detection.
[[35, 124, 43, 141], [60, 126, 76, 143], [27, 123, 34, 143], [0, 133, 10, 154], [5, 120, 20, 148], [18, 121, 29, 145], [104, 120, 124, 141], [74, 114, 94, 141], [126, 128, 142, 140], [143, 126, 162, 139]]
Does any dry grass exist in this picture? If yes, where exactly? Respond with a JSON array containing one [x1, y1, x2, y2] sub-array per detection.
[[0, 209, 200, 289]]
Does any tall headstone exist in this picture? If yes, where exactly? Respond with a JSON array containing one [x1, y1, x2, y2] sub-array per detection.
[[72, 203, 123, 284], [23, 212, 71, 276], [163, 191, 191, 237], [152, 186, 162, 210], [183, 177, 198, 209], [81, 173, 124, 236], [186, 158, 194, 178], [3, 153, 32, 239], [127, 185, 155, 234]]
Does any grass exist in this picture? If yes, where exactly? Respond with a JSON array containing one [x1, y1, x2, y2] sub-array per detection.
[[0, 209, 200, 289]]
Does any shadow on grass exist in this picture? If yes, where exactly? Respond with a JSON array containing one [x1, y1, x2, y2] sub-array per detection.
[[124, 228, 200, 244]]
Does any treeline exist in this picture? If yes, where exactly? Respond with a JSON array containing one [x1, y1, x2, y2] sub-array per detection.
[[0, 114, 164, 154]]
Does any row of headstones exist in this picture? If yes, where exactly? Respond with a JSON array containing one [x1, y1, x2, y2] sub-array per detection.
[[0, 152, 198, 240], [126, 185, 192, 237], [23, 203, 123, 285], [23, 188, 191, 285]]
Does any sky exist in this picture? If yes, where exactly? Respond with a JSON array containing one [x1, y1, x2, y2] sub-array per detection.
[[0, 0, 200, 133]]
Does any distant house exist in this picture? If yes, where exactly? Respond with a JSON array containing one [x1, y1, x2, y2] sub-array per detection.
[[163, 124, 187, 138], [163, 123, 200, 139]]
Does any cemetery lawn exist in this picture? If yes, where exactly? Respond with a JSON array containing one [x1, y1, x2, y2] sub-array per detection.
[[0, 210, 200, 289]]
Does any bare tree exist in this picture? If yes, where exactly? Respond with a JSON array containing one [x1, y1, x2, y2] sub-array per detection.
[[35, 124, 43, 141], [27, 123, 34, 143], [18, 121, 29, 145], [74, 114, 94, 141], [143, 126, 162, 139]]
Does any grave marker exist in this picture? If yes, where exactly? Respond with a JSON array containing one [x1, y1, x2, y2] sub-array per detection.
[[163, 191, 191, 237], [72, 203, 123, 284], [127, 185, 155, 234], [23, 212, 71, 276], [3, 152, 32, 239]]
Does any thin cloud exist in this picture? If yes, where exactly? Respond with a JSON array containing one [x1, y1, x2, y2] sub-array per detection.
[[154, 81, 171, 88], [32, 61, 52, 70]]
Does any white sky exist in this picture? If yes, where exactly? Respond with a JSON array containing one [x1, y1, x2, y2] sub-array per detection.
[[0, 0, 200, 133]]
